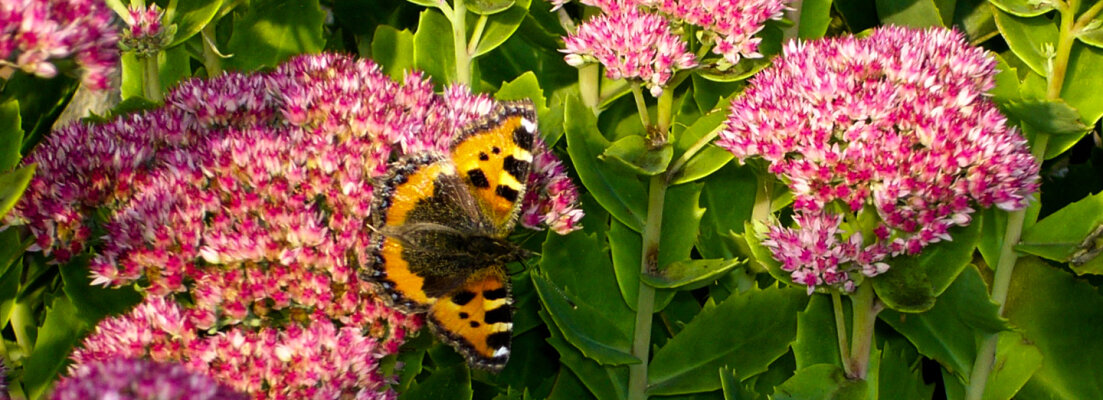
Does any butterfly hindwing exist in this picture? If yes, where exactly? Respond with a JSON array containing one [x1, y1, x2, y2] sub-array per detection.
[[428, 268, 513, 372], [367, 153, 490, 312], [450, 100, 537, 234]]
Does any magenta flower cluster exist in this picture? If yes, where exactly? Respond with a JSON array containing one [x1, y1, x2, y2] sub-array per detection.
[[717, 27, 1040, 292], [6, 53, 582, 397], [0, 0, 118, 89], [562, 8, 696, 96], [51, 357, 246, 400]]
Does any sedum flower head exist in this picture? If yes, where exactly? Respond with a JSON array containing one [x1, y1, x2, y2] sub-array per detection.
[[651, 0, 790, 65], [562, 8, 697, 96], [51, 357, 246, 400], [69, 298, 401, 399], [6, 53, 583, 396], [119, 3, 173, 58], [717, 26, 1039, 292], [0, 0, 119, 89]]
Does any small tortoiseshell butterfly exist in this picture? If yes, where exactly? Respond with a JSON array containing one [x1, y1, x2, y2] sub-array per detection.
[[365, 100, 538, 372]]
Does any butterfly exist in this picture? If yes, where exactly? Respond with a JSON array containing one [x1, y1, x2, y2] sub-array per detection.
[[364, 100, 537, 372]]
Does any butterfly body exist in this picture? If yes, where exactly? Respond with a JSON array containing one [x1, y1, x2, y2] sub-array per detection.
[[365, 101, 537, 372]]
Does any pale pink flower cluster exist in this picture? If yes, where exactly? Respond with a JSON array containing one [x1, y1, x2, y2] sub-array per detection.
[[119, 3, 169, 57], [556, 0, 789, 76], [0, 0, 118, 89], [69, 298, 399, 399], [522, 144, 584, 233], [51, 357, 247, 400], [562, 8, 696, 96], [717, 27, 1040, 292]]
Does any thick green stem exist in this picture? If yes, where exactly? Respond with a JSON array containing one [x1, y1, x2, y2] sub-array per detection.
[[831, 292, 853, 377], [141, 56, 162, 101], [846, 283, 880, 379], [452, 0, 471, 85], [629, 175, 667, 400], [580, 64, 601, 112], [630, 83, 651, 127], [966, 3, 1072, 398], [10, 301, 34, 354], [783, 0, 804, 39], [657, 89, 673, 134]]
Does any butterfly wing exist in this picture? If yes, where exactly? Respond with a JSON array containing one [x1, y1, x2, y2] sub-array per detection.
[[366, 153, 490, 312], [450, 100, 537, 236], [427, 267, 513, 372]]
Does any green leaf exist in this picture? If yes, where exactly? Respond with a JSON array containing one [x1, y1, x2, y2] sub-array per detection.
[[565, 95, 647, 231], [793, 295, 843, 369], [0, 230, 23, 328], [414, 9, 457, 84], [992, 10, 1058, 77], [399, 364, 473, 400], [799, 0, 833, 39], [406, 0, 446, 8], [472, 0, 532, 56], [531, 272, 639, 366], [875, 0, 947, 27], [983, 331, 1042, 400], [545, 316, 630, 400], [872, 257, 937, 313], [166, 0, 223, 47], [468, 0, 515, 14], [641, 259, 745, 290], [772, 364, 868, 400], [878, 339, 936, 400], [0, 164, 35, 219], [697, 57, 772, 83], [1007, 258, 1103, 399], [0, 100, 22, 170], [371, 25, 416, 80], [60, 256, 143, 325], [670, 110, 732, 185], [647, 286, 808, 395], [988, 0, 1055, 17], [23, 296, 89, 400], [697, 165, 757, 259], [1078, 23, 1103, 48], [915, 220, 982, 296], [954, 0, 1000, 43], [1018, 191, 1103, 274], [880, 266, 1007, 380], [224, 0, 325, 71], [990, 54, 1021, 105], [1004, 98, 1090, 136], [602, 136, 672, 176], [1059, 43, 1103, 135]]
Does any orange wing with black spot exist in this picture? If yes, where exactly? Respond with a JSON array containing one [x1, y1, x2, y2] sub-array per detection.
[[450, 100, 537, 235], [427, 268, 513, 372]]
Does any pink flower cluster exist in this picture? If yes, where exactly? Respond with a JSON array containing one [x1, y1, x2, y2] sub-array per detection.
[[6, 53, 582, 397], [0, 0, 118, 89], [69, 298, 397, 399], [562, 8, 696, 96], [717, 27, 1040, 292], [556, 0, 789, 83], [119, 3, 170, 57], [52, 357, 247, 400]]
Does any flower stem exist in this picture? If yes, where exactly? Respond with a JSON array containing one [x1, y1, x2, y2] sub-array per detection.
[[629, 174, 667, 400], [668, 124, 724, 179], [630, 83, 651, 127], [965, 3, 1072, 398], [580, 64, 601, 112], [783, 0, 804, 40], [452, 0, 471, 86], [832, 292, 853, 376], [141, 56, 162, 101], [467, 14, 488, 55], [846, 282, 880, 379]]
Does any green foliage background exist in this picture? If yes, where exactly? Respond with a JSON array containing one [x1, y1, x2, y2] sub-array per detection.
[[1, 0, 1102, 399]]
